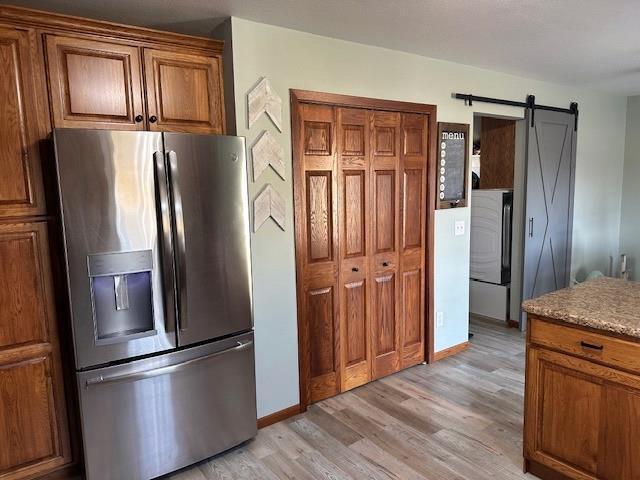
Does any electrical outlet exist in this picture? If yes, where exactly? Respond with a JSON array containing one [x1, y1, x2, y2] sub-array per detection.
[[436, 312, 444, 328], [455, 220, 465, 236]]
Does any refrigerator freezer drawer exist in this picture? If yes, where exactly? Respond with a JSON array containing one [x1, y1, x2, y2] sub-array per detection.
[[76, 332, 257, 480], [470, 280, 510, 321]]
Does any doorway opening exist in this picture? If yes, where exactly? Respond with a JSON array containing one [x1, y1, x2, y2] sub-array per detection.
[[468, 114, 527, 334]]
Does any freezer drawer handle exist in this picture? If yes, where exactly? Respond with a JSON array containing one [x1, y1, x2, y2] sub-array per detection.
[[84, 340, 253, 388]]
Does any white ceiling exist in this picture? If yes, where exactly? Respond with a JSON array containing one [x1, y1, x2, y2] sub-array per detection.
[[6, 0, 640, 95]]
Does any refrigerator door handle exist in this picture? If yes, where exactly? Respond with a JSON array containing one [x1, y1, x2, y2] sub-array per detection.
[[167, 150, 188, 331], [502, 202, 512, 270], [154, 151, 176, 334], [84, 340, 253, 388]]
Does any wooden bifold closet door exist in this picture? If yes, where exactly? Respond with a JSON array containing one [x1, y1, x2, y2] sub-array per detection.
[[294, 97, 430, 406]]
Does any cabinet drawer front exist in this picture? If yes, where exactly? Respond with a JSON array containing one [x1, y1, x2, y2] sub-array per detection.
[[530, 317, 640, 374]]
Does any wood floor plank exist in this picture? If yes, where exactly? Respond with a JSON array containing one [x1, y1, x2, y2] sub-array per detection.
[[171, 318, 538, 479], [289, 417, 394, 479], [261, 452, 317, 480], [304, 404, 364, 446], [349, 438, 427, 480]]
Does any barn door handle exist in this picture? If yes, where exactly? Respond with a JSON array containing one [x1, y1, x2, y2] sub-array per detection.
[[528, 218, 534, 237]]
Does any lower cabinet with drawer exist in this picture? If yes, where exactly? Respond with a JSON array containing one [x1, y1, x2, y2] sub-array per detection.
[[524, 315, 640, 480]]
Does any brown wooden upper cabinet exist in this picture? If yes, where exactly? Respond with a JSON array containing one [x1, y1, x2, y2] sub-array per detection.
[[0, 25, 46, 217], [45, 36, 224, 133], [45, 35, 146, 130], [144, 48, 224, 134]]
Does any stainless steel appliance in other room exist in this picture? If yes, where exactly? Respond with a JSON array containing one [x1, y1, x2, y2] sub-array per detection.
[[54, 129, 257, 480], [469, 189, 513, 321]]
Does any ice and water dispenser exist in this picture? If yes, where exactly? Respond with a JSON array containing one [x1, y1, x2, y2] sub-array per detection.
[[88, 250, 157, 344]]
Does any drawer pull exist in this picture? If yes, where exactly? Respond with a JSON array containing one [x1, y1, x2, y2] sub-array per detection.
[[382, 261, 390, 267], [580, 341, 604, 351], [352, 267, 359, 272]]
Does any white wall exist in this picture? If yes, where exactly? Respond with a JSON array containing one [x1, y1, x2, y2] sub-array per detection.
[[620, 96, 640, 280], [511, 119, 527, 324], [229, 18, 628, 417]]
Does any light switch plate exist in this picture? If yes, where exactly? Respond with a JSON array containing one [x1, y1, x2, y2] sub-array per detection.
[[436, 312, 444, 327], [455, 220, 465, 236]]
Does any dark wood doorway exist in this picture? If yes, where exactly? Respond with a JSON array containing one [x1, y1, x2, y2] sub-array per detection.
[[291, 90, 437, 411]]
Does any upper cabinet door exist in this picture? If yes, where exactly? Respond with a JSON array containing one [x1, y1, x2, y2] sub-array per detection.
[[45, 35, 145, 130], [0, 26, 46, 217], [143, 48, 225, 134]]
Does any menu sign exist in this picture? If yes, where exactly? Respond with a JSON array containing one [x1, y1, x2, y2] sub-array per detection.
[[437, 122, 469, 209]]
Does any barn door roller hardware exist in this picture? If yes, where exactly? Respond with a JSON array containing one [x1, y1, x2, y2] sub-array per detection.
[[454, 93, 579, 131]]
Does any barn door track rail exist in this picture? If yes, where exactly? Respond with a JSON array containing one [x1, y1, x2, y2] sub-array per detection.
[[454, 93, 578, 131]]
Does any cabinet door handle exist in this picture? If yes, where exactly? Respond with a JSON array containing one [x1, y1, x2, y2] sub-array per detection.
[[135, 114, 143, 123], [149, 115, 158, 123], [580, 341, 604, 351], [382, 261, 390, 267], [352, 267, 359, 272]]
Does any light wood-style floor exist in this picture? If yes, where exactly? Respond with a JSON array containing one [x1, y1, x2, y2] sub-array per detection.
[[169, 317, 536, 480]]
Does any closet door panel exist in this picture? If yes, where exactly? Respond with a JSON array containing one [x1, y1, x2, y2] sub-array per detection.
[[400, 113, 427, 367], [370, 111, 401, 379], [306, 171, 333, 262], [371, 272, 399, 378], [402, 169, 423, 249], [344, 281, 366, 366], [337, 108, 370, 391], [343, 171, 366, 257], [402, 267, 422, 346], [294, 103, 340, 404], [374, 170, 395, 253], [308, 286, 336, 378]]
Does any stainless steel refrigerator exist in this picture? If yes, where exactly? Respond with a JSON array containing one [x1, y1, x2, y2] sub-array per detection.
[[469, 189, 514, 321], [53, 129, 257, 480]]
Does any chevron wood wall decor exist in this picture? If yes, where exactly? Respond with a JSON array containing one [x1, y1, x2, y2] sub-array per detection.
[[252, 130, 286, 181], [253, 184, 286, 232], [248, 77, 283, 131]]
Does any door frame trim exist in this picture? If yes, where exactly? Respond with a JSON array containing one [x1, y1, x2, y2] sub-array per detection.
[[290, 89, 437, 411]]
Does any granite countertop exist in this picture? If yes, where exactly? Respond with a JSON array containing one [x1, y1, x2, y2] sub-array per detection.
[[522, 277, 640, 339]]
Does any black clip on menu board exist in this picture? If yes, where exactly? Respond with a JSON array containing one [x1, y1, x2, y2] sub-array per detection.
[[437, 122, 469, 209]]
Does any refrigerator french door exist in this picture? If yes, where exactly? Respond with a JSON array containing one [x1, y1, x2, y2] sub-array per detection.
[[54, 129, 256, 480], [470, 189, 513, 285], [163, 133, 252, 347]]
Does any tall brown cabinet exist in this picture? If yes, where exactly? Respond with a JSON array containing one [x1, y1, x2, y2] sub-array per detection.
[[0, 5, 225, 479], [292, 91, 436, 408]]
